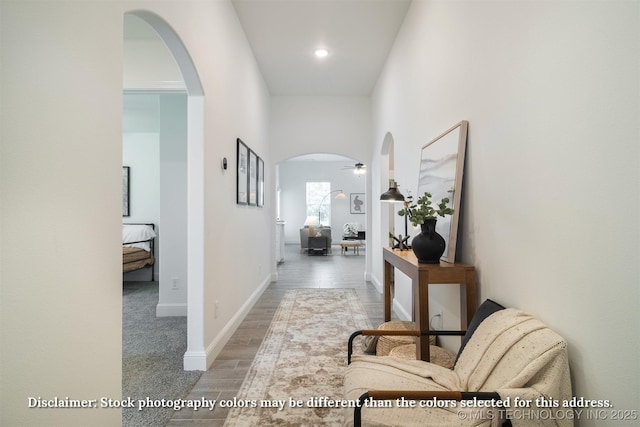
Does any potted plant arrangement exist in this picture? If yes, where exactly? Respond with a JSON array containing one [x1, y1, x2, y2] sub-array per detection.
[[397, 192, 454, 264]]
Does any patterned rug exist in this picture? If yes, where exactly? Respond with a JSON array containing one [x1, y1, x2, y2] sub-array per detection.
[[224, 289, 372, 426]]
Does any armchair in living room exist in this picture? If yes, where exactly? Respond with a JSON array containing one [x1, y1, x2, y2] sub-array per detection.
[[343, 299, 573, 426]]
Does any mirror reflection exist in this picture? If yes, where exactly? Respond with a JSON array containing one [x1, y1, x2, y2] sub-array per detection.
[[417, 121, 468, 262]]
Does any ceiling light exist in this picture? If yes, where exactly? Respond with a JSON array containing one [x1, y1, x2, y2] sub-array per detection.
[[353, 163, 366, 174], [314, 48, 329, 58]]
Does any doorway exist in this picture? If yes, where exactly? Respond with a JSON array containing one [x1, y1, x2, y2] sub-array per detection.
[[123, 10, 206, 370], [276, 153, 368, 277]]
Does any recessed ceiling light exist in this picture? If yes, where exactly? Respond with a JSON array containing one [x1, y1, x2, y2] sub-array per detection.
[[314, 48, 329, 58]]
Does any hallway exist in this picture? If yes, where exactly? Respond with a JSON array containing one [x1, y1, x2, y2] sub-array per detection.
[[167, 244, 385, 426]]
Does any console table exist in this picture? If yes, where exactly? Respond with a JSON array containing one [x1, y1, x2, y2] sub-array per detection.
[[383, 247, 477, 361]]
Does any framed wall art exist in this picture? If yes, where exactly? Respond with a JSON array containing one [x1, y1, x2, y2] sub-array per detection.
[[248, 149, 258, 206], [350, 193, 365, 214], [122, 166, 130, 217], [236, 138, 248, 204], [257, 157, 264, 207]]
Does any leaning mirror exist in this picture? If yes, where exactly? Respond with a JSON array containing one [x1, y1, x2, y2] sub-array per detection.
[[417, 120, 468, 263]]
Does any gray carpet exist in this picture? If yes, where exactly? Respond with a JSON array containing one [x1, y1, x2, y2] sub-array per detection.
[[122, 282, 203, 427]]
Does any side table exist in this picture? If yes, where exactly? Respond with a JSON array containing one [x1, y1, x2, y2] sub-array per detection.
[[308, 236, 328, 255]]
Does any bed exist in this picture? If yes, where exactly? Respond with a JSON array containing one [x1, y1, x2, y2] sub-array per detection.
[[122, 223, 156, 281]]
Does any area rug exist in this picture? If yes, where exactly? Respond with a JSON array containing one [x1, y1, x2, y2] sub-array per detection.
[[223, 289, 372, 426]]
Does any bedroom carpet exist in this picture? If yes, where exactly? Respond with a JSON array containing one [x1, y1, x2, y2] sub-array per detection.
[[122, 282, 203, 427]]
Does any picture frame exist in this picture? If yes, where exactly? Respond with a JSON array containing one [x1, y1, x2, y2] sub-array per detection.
[[350, 193, 365, 214], [122, 166, 130, 217], [248, 149, 258, 206], [417, 120, 468, 263], [236, 138, 248, 205], [257, 156, 265, 207]]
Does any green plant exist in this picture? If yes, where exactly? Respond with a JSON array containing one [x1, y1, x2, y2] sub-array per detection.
[[397, 192, 454, 227]]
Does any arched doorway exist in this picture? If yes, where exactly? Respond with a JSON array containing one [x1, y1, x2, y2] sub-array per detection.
[[276, 152, 368, 277], [124, 10, 205, 370]]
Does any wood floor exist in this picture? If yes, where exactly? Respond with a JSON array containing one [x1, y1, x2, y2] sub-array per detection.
[[166, 243, 388, 426]]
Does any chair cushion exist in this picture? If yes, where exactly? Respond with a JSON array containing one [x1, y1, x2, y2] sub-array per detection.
[[454, 299, 505, 366], [389, 344, 456, 369], [376, 321, 435, 356]]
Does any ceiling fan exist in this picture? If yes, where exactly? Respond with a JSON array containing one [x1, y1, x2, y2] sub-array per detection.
[[342, 162, 366, 174]]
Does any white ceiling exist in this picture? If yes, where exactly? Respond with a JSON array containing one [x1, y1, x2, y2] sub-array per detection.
[[125, 1, 411, 95], [231, 0, 411, 96], [124, 2, 412, 163]]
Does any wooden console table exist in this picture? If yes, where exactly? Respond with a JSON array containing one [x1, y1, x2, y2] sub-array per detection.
[[383, 247, 477, 362]]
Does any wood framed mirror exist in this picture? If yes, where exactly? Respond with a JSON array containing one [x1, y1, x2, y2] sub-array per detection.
[[417, 120, 468, 263]]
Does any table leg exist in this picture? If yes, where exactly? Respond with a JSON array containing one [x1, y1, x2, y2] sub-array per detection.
[[384, 260, 392, 322], [414, 269, 430, 361], [462, 270, 477, 328]]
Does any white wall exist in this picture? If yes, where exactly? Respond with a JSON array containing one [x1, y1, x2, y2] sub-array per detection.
[[158, 93, 188, 315], [123, 93, 161, 281], [371, 0, 639, 422], [0, 1, 271, 424], [182, 1, 272, 366], [122, 134, 160, 227], [0, 2, 125, 425], [271, 96, 372, 163], [278, 160, 366, 244]]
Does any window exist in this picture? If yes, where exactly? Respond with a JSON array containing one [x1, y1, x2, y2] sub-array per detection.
[[306, 182, 331, 226]]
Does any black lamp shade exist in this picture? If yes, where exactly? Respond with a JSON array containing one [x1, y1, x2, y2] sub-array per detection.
[[380, 180, 405, 202]]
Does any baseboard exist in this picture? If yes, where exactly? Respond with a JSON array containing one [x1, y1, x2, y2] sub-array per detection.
[[156, 303, 188, 317], [370, 273, 383, 293], [364, 271, 372, 283], [192, 274, 271, 370], [183, 349, 207, 371], [393, 298, 411, 321]]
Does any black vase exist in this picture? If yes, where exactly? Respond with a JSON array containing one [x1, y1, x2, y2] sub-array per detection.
[[411, 218, 445, 264]]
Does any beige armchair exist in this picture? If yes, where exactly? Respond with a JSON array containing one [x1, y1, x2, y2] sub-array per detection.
[[344, 300, 572, 426]]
